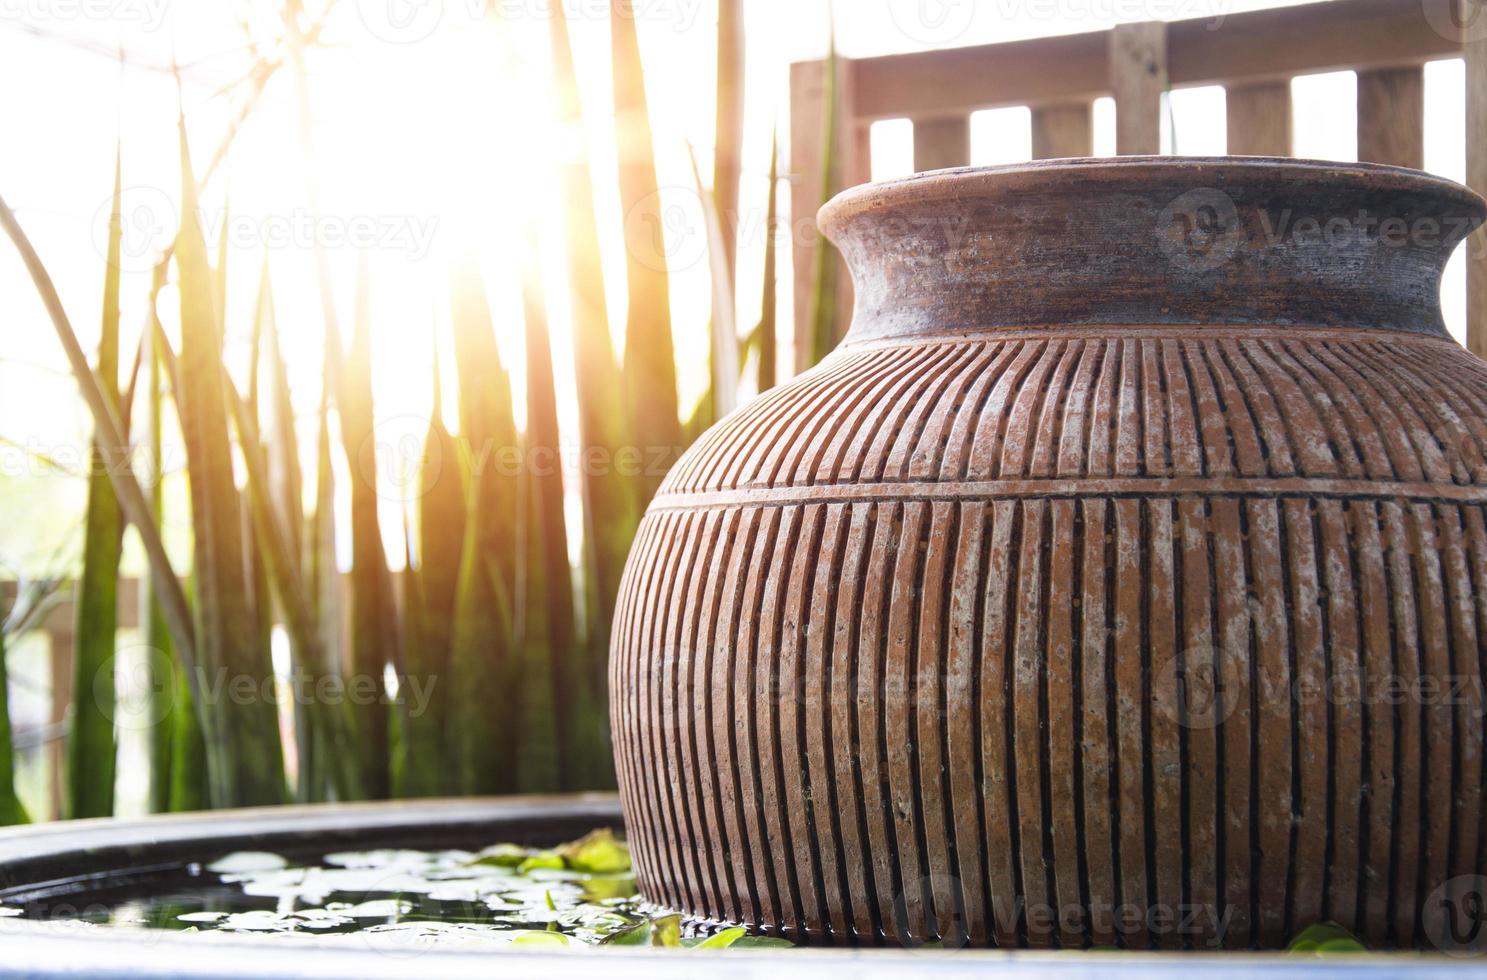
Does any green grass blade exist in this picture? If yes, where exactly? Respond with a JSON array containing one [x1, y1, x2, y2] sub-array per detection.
[[806, 22, 843, 369], [174, 118, 285, 808], [0, 604, 30, 826], [141, 308, 205, 813], [714, 0, 745, 284], [687, 144, 740, 422], [402, 330, 461, 798], [260, 261, 304, 580], [611, 0, 681, 502], [337, 256, 393, 799], [517, 227, 577, 791], [66, 148, 125, 819], [306, 371, 344, 802], [757, 129, 780, 394], [550, 8, 638, 785], [447, 262, 521, 794], [0, 194, 197, 688]]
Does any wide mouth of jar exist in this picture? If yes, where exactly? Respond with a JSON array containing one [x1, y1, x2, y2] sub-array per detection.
[[818, 156, 1485, 238], [817, 156, 1486, 342]]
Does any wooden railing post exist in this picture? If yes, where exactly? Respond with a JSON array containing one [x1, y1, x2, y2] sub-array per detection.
[[1031, 103, 1094, 159], [1110, 22, 1167, 154], [1357, 66, 1424, 169], [912, 116, 970, 172], [790, 55, 866, 374], [1468, 28, 1487, 358], [1226, 82, 1292, 156]]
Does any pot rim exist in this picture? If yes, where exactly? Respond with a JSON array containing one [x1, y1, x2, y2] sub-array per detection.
[[818, 155, 1487, 235]]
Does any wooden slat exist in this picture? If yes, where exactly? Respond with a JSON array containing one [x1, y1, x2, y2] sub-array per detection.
[[1357, 66, 1424, 169], [1226, 81, 1291, 156], [1031, 103, 1093, 159], [790, 56, 864, 375], [849, 0, 1457, 121], [1470, 34, 1487, 359], [1167, 0, 1457, 88], [913, 116, 970, 172], [853, 31, 1109, 121], [1110, 22, 1166, 155]]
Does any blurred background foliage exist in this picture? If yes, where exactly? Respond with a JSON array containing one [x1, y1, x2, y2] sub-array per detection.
[[0, 0, 793, 817]]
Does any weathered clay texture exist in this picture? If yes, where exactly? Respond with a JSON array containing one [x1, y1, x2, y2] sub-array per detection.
[[610, 158, 1487, 949]]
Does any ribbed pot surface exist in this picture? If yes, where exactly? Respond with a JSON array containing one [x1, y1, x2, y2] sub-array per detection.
[[610, 158, 1487, 951]]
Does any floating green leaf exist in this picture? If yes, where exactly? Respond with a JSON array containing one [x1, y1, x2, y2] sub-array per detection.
[[557, 829, 631, 875], [1288, 922, 1367, 953]]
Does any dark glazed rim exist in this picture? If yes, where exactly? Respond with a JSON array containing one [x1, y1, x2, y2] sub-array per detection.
[[814, 155, 1486, 340], [817, 156, 1486, 234]]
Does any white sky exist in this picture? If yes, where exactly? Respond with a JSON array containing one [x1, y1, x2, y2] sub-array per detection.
[[0, 0, 1474, 583]]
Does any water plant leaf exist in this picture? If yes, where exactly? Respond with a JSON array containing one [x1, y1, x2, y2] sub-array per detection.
[[601, 913, 683, 947], [517, 851, 565, 874], [693, 926, 747, 949], [579, 877, 638, 902], [471, 843, 530, 868], [1287, 922, 1366, 953], [726, 935, 794, 949], [67, 146, 125, 819], [207, 851, 289, 874], [557, 829, 631, 874]]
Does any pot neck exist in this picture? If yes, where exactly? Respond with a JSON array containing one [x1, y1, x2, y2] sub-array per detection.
[[819, 158, 1485, 345]]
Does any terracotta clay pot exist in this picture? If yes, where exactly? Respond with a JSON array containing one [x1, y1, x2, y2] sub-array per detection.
[[610, 158, 1487, 951]]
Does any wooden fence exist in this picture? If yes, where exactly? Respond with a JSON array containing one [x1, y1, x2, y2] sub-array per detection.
[[790, 0, 1487, 369]]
